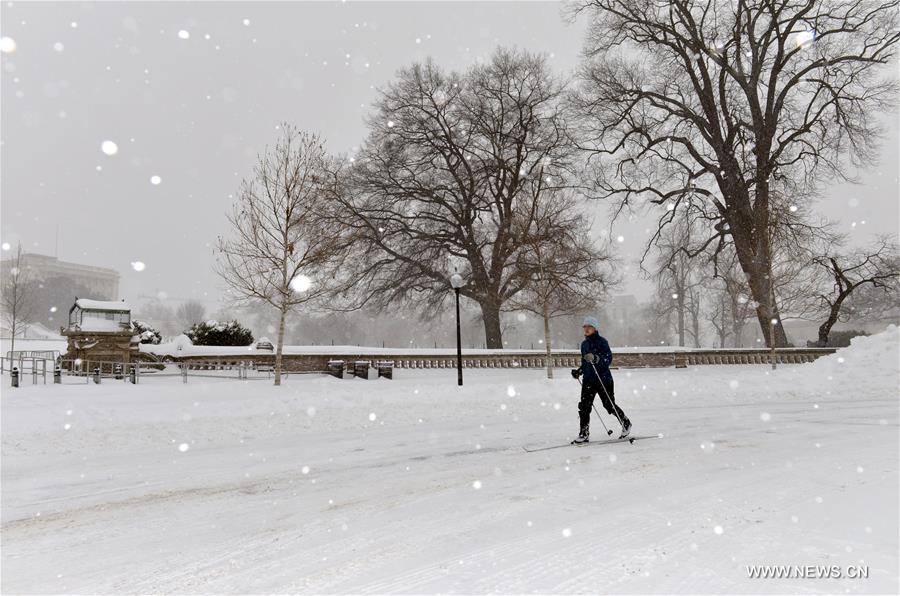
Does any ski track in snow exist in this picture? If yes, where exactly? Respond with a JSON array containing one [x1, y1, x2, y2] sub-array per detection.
[[2, 330, 898, 594]]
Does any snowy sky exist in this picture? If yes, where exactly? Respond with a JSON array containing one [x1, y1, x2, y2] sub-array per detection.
[[1, 1, 897, 312]]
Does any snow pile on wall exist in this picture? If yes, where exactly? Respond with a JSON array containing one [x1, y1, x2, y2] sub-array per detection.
[[807, 325, 899, 390]]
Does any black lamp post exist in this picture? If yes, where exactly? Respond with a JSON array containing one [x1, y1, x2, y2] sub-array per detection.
[[450, 273, 464, 386]]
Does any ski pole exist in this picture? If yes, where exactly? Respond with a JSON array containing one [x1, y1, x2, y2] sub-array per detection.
[[584, 354, 627, 431], [575, 374, 613, 436]]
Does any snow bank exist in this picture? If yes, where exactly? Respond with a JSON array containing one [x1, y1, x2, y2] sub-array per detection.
[[807, 325, 900, 391]]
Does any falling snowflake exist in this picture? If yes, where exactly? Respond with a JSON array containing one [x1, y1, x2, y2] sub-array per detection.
[[150, 175, 162, 185], [472, 480, 482, 490], [178, 443, 190, 452], [243, 18, 251, 26], [178, 30, 190, 40], [0, 37, 16, 53], [131, 261, 146, 272], [1, 243, 10, 251], [387, 120, 395, 128], [53, 42, 64, 52], [713, 525, 724, 535], [728, 380, 739, 390], [306, 406, 316, 417], [101, 140, 118, 155], [562, 528, 572, 538], [616, 235, 625, 243], [368, 412, 377, 422], [301, 465, 310, 474], [290, 274, 312, 293], [760, 412, 771, 422], [795, 29, 816, 49], [506, 385, 516, 397]]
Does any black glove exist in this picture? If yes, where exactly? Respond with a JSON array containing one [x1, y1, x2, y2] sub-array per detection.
[[571, 368, 582, 379]]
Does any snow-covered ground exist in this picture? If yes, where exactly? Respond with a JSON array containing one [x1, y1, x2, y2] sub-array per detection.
[[2, 328, 898, 594]]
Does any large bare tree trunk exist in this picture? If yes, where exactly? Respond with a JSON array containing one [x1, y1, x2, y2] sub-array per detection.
[[733, 224, 789, 348], [481, 300, 503, 349]]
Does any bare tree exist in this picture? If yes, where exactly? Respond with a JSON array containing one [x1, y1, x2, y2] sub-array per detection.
[[705, 276, 731, 348], [175, 300, 206, 332], [509, 191, 617, 377], [810, 237, 899, 346], [216, 125, 346, 385], [133, 300, 179, 338], [571, 0, 899, 347], [335, 48, 578, 348], [650, 216, 706, 347], [1, 243, 37, 357], [716, 247, 756, 347]]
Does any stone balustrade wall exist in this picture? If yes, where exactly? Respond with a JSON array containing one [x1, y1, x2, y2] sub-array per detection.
[[171, 347, 836, 373]]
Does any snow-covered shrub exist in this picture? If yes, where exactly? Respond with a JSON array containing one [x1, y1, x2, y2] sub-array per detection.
[[131, 320, 162, 345], [186, 319, 254, 346]]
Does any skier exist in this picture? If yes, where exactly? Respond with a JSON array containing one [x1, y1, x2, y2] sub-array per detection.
[[570, 316, 632, 443]]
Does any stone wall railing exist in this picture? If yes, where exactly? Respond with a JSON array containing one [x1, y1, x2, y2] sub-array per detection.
[[170, 347, 836, 373]]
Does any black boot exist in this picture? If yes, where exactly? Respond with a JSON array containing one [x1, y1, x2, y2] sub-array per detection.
[[573, 426, 590, 444], [619, 418, 632, 439]]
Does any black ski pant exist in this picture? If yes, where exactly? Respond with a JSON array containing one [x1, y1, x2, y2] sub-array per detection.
[[579, 378, 627, 432]]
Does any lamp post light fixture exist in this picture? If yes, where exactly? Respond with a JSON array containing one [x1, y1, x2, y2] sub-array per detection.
[[450, 273, 464, 386]]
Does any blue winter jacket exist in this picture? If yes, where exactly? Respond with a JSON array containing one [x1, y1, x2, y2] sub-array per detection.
[[580, 332, 613, 384]]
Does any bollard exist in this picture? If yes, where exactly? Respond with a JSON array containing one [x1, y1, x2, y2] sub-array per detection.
[[129, 365, 136, 384], [114, 363, 123, 380], [54, 366, 62, 384], [93, 367, 101, 384], [11, 367, 19, 388]]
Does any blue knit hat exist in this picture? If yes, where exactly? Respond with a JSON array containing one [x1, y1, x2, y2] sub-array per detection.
[[582, 316, 599, 329]]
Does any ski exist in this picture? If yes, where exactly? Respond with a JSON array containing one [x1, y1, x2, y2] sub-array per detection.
[[522, 434, 661, 453]]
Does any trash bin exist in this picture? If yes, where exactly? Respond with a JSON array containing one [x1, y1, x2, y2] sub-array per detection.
[[376, 361, 394, 380], [327, 360, 344, 379], [354, 361, 370, 380]]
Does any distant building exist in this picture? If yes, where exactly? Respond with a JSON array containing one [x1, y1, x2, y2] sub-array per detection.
[[0, 253, 120, 328], [0, 253, 120, 298], [599, 295, 644, 346]]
